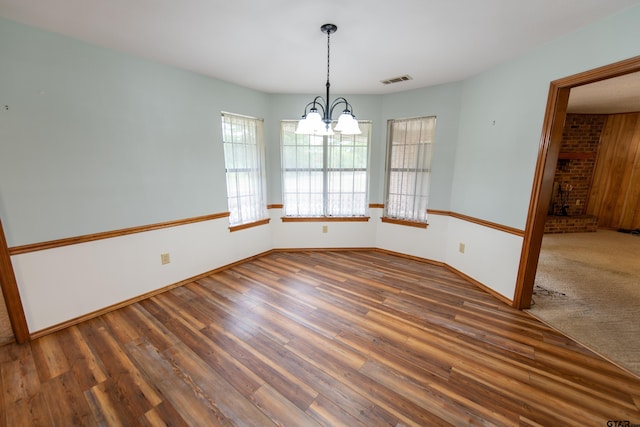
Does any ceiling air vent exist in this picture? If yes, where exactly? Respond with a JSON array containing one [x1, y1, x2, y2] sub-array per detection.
[[381, 75, 413, 85]]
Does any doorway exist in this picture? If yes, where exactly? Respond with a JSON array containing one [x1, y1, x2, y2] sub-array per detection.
[[0, 218, 30, 344], [514, 55, 640, 309]]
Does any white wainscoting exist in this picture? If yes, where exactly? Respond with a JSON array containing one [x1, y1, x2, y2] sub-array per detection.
[[375, 212, 449, 263], [11, 216, 272, 333], [270, 208, 377, 249], [444, 216, 523, 300], [11, 209, 523, 334]]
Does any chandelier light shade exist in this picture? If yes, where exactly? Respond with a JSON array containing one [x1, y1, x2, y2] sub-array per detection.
[[295, 24, 361, 136]]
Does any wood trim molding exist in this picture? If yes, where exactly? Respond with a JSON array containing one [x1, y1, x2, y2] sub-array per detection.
[[514, 55, 640, 310], [378, 209, 525, 234], [380, 217, 428, 229], [9, 212, 231, 255], [281, 216, 370, 222], [558, 152, 596, 160], [551, 55, 640, 88], [426, 209, 451, 216], [427, 209, 525, 236], [447, 212, 524, 237], [9, 207, 524, 255], [229, 218, 270, 232], [0, 218, 30, 343], [273, 204, 385, 210]]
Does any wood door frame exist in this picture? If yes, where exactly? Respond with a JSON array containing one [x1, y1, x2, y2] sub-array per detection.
[[513, 55, 640, 309], [0, 218, 30, 343]]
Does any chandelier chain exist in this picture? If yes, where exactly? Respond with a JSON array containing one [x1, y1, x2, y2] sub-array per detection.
[[326, 28, 331, 86]]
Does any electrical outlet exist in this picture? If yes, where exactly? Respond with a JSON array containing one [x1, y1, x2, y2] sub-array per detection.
[[322, 225, 328, 233], [459, 243, 465, 254], [160, 253, 170, 265]]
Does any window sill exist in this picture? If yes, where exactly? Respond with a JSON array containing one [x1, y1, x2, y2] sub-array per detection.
[[281, 216, 370, 222], [380, 217, 428, 229], [229, 218, 270, 232]]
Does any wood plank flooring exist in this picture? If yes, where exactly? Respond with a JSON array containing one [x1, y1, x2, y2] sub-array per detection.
[[1, 250, 639, 426]]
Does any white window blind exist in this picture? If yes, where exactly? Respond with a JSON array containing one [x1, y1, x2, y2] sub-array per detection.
[[221, 112, 268, 226], [384, 116, 435, 223], [281, 121, 370, 217]]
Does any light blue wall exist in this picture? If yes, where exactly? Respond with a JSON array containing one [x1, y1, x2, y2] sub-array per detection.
[[451, 4, 640, 230], [266, 84, 462, 209], [265, 94, 384, 205], [380, 83, 463, 211], [2, 3, 640, 247], [0, 17, 269, 246]]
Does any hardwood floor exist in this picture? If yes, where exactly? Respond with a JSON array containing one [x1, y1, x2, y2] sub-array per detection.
[[1, 250, 639, 426]]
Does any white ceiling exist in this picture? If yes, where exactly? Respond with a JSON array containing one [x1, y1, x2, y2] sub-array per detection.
[[567, 71, 640, 114], [1, 0, 639, 100]]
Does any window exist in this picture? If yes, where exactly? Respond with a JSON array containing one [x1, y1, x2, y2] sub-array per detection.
[[281, 121, 371, 217], [383, 116, 435, 224], [221, 112, 268, 227]]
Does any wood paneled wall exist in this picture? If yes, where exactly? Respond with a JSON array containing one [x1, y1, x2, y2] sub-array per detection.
[[587, 112, 640, 230]]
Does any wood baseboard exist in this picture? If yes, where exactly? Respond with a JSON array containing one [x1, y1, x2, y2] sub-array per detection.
[[443, 264, 513, 306], [29, 247, 512, 340], [29, 249, 274, 340]]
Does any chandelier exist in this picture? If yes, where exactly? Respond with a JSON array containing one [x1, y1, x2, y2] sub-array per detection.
[[295, 24, 361, 136]]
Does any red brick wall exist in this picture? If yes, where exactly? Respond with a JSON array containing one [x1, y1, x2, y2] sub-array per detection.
[[561, 114, 606, 152], [546, 114, 606, 233], [551, 114, 606, 217], [544, 215, 598, 233]]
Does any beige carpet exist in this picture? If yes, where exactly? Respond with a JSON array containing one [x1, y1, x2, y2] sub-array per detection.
[[528, 229, 640, 378], [0, 291, 12, 345]]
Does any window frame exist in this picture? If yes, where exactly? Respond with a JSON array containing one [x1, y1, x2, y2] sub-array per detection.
[[382, 116, 436, 228], [280, 120, 372, 219], [221, 112, 269, 230]]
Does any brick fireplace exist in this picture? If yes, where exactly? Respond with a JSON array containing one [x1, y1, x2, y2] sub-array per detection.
[[544, 113, 604, 233]]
